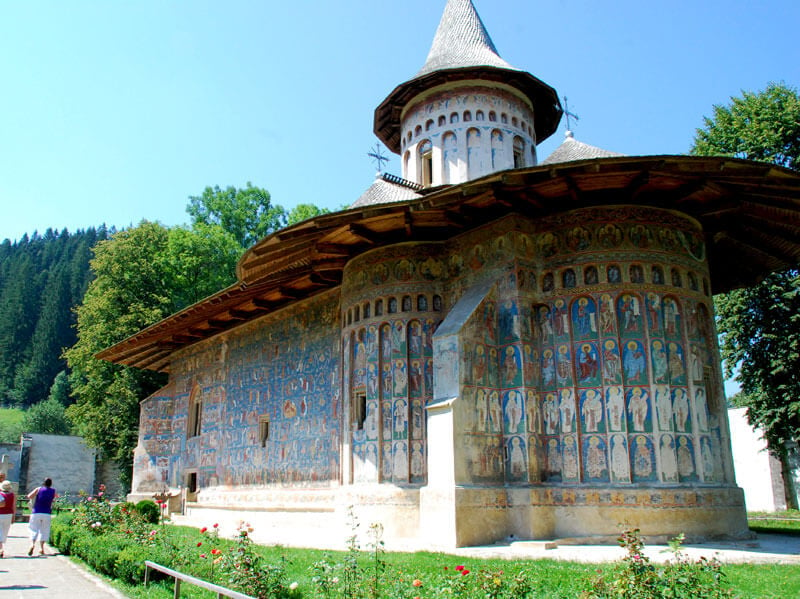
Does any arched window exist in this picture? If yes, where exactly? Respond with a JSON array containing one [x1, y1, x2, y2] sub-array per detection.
[[414, 124, 422, 137], [562, 269, 576, 288], [417, 295, 428, 311], [542, 272, 554, 292], [688, 272, 699, 291], [671, 268, 682, 287], [375, 299, 383, 316], [501, 113, 508, 124], [406, 131, 412, 143], [488, 111, 497, 122], [403, 151, 410, 178], [652, 265, 664, 285], [363, 302, 370, 319], [433, 295, 442, 311], [438, 115, 446, 127], [450, 112, 459, 124], [521, 121, 528, 132], [513, 136, 525, 168], [402, 296, 412, 312], [629, 264, 644, 283], [418, 139, 433, 187], [187, 386, 202, 438], [425, 119, 434, 131], [388, 297, 398, 313], [463, 110, 472, 122], [476, 110, 485, 121], [512, 116, 519, 127]]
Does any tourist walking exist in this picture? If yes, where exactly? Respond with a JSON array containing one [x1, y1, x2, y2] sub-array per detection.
[[0, 479, 15, 557], [27, 477, 56, 556]]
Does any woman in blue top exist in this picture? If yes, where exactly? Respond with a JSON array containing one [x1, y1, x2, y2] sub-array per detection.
[[27, 478, 56, 556]]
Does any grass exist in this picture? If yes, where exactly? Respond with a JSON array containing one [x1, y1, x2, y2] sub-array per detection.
[[66, 525, 800, 599], [748, 509, 800, 536]]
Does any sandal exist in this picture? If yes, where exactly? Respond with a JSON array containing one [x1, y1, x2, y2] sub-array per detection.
[[27, 547, 33, 556]]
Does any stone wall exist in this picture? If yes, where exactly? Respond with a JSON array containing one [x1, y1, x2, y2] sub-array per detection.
[[24, 433, 95, 497]]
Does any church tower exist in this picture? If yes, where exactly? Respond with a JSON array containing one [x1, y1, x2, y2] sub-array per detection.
[[375, 0, 562, 188]]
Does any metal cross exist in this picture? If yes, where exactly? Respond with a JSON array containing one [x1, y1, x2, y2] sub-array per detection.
[[563, 96, 580, 130], [367, 143, 389, 173]]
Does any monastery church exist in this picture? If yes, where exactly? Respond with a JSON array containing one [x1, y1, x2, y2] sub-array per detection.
[[104, 0, 800, 548]]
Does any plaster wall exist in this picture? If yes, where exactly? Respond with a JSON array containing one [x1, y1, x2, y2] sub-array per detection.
[[24, 433, 95, 497], [400, 84, 537, 185]]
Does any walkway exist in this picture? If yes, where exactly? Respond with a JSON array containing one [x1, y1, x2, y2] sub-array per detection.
[[0, 522, 123, 599]]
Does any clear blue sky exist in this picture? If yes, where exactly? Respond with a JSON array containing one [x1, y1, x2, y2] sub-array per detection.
[[1, 0, 798, 244]]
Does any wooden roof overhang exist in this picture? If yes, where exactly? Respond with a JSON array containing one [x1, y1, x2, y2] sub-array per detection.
[[99, 155, 800, 372], [374, 66, 563, 153]]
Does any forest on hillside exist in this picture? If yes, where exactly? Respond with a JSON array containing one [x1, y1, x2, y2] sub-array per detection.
[[0, 227, 110, 409]]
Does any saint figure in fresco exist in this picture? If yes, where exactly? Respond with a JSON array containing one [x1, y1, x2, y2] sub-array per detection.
[[581, 389, 603, 432], [585, 436, 607, 479], [629, 388, 649, 432], [660, 435, 678, 481], [606, 386, 625, 431], [559, 388, 575, 433], [633, 436, 653, 478], [624, 341, 646, 382], [599, 294, 615, 333], [672, 388, 690, 432], [577, 343, 599, 382], [544, 393, 559, 434], [677, 436, 695, 478], [602, 340, 621, 382], [610, 435, 628, 481]]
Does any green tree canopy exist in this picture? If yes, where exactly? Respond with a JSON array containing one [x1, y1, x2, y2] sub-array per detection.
[[22, 397, 72, 435], [186, 183, 286, 248], [692, 82, 800, 170], [691, 82, 800, 451]]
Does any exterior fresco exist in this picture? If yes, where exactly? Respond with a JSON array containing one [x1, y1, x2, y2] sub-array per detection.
[[130, 207, 742, 545], [132, 291, 341, 495]]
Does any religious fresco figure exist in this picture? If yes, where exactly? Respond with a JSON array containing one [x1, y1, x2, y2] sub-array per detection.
[[701, 436, 716, 481], [576, 342, 600, 385], [393, 398, 408, 439], [544, 392, 559, 434], [599, 294, 615, 334], [409, 359, 423, 396], [488, 391, 503, 433], [506, 436, 527, 480], [627, 387, 650, 432], [584, 265, 599, 285], [483, 302, 496, 343], [617, 294, 642, 335], [393, 359, 408, 396], [503, 345, 522, 386], [553, 299, 569, 337], [393, 440, 409, 480], [623, 340, 647, 384], [559, 388, 576, 433], [472, 344, 487, 384], [607, 264, 622, 284], [632, 435, 655, 481], [690, 345, 705, 381], [410, 441, 424, 478], [580, 388, 603, 433], [663, 297, 681, 339], [695, 388, 709, 432], [651, 340, 668, 383], [562, 435, 579, 480], [572, 297, 597, 339], [606, 385, 625, 431], [503, 389, 524, 434], [537, 305, 554, 341], [654, 384, 672, 431], [610, 434, 629, 481], [556, 344, 573, 386], [526, 390, 541, 433], [646, 293, 662, 333], [677, 436, 696, 479], [545, 438, 561, 480], [583, 435, 608, 480], [602, 339, 621, 383], [542, 349, 556, 388], [498, 299, 519, 342], [672, 388, 691, 432], [658, 434, 677, 482], [668, 342, 687, 385]]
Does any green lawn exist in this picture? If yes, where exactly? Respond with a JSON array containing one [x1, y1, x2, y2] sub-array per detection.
[[748, 509, 800, 536]]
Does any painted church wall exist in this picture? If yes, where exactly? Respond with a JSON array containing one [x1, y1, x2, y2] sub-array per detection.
[[132, 290, 342, 499]]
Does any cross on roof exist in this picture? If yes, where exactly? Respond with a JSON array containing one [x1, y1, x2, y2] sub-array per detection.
[[367, 144, 389, 173], [563, 96, 579, 130]]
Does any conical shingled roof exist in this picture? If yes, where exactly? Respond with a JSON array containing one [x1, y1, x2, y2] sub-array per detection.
[[374, 0, 562, 154], [541, 131, 624, 165], [417, 0, 515, 76]]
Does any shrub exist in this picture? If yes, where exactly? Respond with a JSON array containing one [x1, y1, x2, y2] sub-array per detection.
[[134, 500, 161, 524], [583, 528, 734, 599]]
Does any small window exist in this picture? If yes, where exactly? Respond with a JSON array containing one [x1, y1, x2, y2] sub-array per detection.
[[363, 302, 370, 319], [388, 297, 398, 313], [433, 295, 442, 311], [414, 125, 422, 137], [407, 131, 412, 142], [630, 264, 644, 283], [607, 264, 622, 283], [501, 113, 508, 124], [353, 393, 367, 431], [476, 110, 485, 121], [187, 472, 198, 494], [450, 112, 459, 124], [688, 272, 699, 291], [354, 305, 360, 321], [513, 136, 525, 168], [521, 121, 528, 132], [438, 115, 446, 127], [652, 266, 664, 285], [425, 119, 434, 131], [402, 296, 412, 312], [417, 295, 428, 311], [375, 299, 384, 316], [419, 139, 433, 187], [542, 272, 554, 292], [562, 269, 576, 289], [187, 388, 202, 438], [512, 116, 518, 127], [259, 416, 270, 448], [488, 111, 497, 122], [463, 110, 472, 122], [671, 268, 682, 287]]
